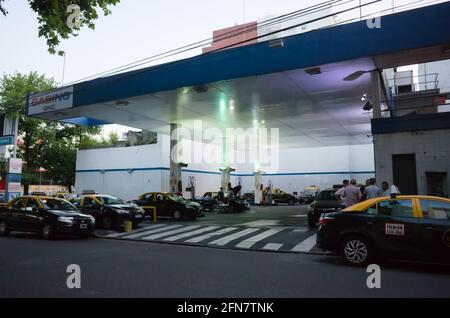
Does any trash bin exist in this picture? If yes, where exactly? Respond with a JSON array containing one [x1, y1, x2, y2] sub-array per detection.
[[124, 221, 133, 233]]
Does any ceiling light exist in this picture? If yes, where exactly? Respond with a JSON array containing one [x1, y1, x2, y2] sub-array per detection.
[[193, 85, 208, 93], [115, 100, 129, 107], [305, 67, 321, 75], [343, 71, 367, 81]]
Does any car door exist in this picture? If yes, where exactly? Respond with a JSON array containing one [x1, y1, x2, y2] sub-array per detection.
[[80, 197, 103, 220], [370, 198, 423, 259], [23, 198, 44, 232], [9, 198, 28, 229], [139, 193, 155, 216], [417, 199, 450, 263], [156, 194, 171, 217]]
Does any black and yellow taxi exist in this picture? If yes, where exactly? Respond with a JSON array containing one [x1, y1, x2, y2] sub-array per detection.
[[132, 192, 202, 220], [317, 195, 450, 266], [0, 196, 95, 239], [70, 194, 145, 230]]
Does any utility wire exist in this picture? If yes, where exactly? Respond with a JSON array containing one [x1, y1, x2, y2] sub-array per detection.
[[1, 0, 442, 115]]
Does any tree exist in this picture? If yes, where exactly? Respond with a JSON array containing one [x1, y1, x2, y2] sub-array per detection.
[[0, 0, 120, 55], [0, 72, 103, 193]]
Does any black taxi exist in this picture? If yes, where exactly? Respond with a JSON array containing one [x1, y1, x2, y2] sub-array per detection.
[[70, 194, 145, 230], [317, 195, 450, 266], [133, 192, 202, 220], [0, 196, 95, 239]]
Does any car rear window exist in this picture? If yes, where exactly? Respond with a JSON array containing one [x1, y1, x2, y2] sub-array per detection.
[[317, 191, 338, 201]]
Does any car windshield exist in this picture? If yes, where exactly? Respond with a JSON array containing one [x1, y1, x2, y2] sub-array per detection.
[[41, 198, 77, 211], [317, 191, 338, 201], [100, 196, 126, 205], [167, 194, 185, 202], [302, 190, 315, 195]]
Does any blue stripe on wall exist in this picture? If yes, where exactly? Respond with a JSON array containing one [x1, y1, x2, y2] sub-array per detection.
[[76, 167, 374, 176]]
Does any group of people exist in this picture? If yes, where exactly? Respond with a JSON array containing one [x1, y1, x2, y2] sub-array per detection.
[[335, 178, 400, 208]]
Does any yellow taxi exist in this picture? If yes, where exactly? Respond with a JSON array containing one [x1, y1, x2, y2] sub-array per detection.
[[317, 195, 450, 266], [69, 194, 145, 230], [132, 192, 202, 220]]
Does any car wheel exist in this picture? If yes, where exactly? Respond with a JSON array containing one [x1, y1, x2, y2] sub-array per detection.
[[41, 223, 54, 240], [173, 210, 181, 220], [101, 215, 113, 229], [341, 236, 374, 266], [288, 199, 294, 206], [0, 220, 10, 236]]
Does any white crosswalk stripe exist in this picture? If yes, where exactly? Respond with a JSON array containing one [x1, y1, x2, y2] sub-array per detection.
[[99, 223, 323, 254], [291, 234, 317, 252], [163, 226, 220, 242], [208, 228, 260, 246], [141, 225, 200, 240], [262, 243, 283, 251], [123, 224, 182, 239], [235, 228, 283, 249], [106, 224, 166, 238], [185, 227, 238, 243]]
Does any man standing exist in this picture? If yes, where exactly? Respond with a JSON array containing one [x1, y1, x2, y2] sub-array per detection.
[[336, 179, 362, 207], [364, 178, 382, 199]]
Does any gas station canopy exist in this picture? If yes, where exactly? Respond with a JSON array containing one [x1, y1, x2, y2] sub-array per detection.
[[27, 2, 450, 149]]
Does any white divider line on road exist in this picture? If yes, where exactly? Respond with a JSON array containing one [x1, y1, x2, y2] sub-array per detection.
[[291, 234, 317, 252], [208, 228, 260, 246], [235, 228, 283, 249], [123, 225, 182, 239], [163, 226, 220, 242], [262, 243, 283, 251], [106, 223, 167, 238], [141, 225, 200, 240], [185, 227, 238, 243]]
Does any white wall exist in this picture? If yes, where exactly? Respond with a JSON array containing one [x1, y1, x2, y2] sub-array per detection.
[[75, 135, 375, 200]]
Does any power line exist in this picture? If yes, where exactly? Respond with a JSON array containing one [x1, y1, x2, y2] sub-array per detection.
[[1, 0, 442, 116]]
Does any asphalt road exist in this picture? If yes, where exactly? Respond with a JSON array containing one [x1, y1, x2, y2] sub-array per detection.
[[1, 235, 449, 298]]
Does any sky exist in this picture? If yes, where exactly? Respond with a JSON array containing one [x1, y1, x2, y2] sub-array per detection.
[[0, 0, 446, 137], [1, 0, 322, 137]]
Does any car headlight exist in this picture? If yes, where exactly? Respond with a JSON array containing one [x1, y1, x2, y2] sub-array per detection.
[[88, 216, 95, 224], [137, 207, 145, 213], [58, 216, 74, 224]]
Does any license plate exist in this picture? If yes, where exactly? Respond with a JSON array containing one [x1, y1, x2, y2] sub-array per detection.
[[135, 214, 142, 219], [80, 224, 88, 229]]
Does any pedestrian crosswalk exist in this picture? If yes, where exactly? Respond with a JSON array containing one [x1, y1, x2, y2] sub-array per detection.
[[98, 222, 324, 254]]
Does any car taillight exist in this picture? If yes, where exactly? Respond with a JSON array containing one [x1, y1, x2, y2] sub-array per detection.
[[319, 215, 335, 225]]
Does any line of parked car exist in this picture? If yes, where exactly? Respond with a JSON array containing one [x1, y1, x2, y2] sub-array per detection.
[[0, 189, 252, 239]]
